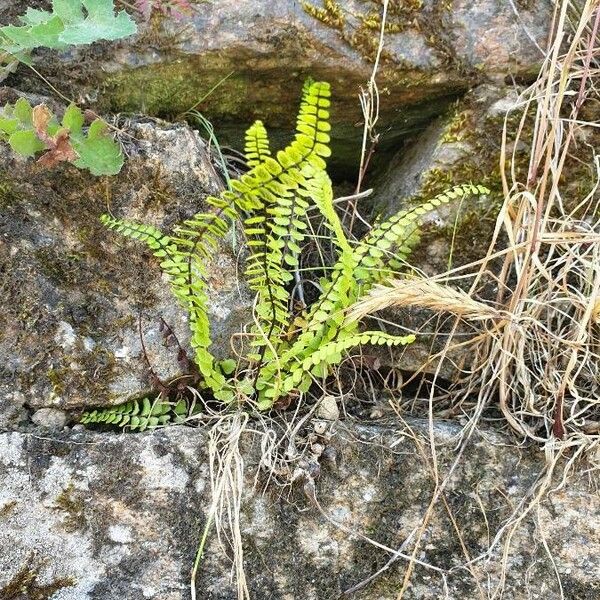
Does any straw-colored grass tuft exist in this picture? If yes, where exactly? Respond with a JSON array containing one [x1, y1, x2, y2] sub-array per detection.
[[347, 278, 502, 323]]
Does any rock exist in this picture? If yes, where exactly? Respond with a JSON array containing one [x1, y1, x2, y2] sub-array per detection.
[[316, 395, 340, 421], [0, 1, 552, 175], [0, 391, 27, 430], [370, 83, 521, 274], [0, 92, 252, 410], [31, 407, 68, 429], [0, 419, 597, 599]]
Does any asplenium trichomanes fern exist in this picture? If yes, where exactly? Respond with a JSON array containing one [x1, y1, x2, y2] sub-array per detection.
[[84, 80, 489, 429]]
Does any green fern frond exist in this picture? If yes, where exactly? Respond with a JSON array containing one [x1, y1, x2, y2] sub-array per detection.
[[100, 214, 227, 391], [299, 331, 415, 375], [244, 120, 271, 168], [80, 396, 189, 432], [96, 78, 491, 418], [254, 183, 490, 407], [256, 330, 415, 408], [231, 81, 334, 351], [354, 183, 490, 283]]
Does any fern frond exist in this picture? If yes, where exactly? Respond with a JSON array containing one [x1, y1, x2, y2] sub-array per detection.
[[354, 183, 490, 283], [100, 214, 227, 390], [254, 184, 490, 408], [80, 396, 189, 432], [299, 331, 415, 374], [308, 168, 351, 255], [232, 81, 334, 352], [244, 120, 271, 168], [255, 330, 414, 408]]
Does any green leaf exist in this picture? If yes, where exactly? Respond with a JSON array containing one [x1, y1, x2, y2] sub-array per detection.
[[1, 16, 66, 52], [72, 120, 123, 175], [0, 100, 123, 175], [59, 0, 137, 45], [62, 103, 84, 132], [214, 388, 235, 402], [53, 0, 84, 23], [9, 130, 45, 157], [13, 98, 33, 124], [219, 359, 237, 375], [0, 0, 137, 60], [0, 118, 18, 136], [87, 119, 106, 139]]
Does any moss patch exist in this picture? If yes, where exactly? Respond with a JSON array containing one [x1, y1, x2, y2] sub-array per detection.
[[53, 484, 87, 532], [46, 345, 118, 404], [0, 500, 17, 519], [0, 555, 75, 600], [400, 91, 534, 271], [0, 180, 18, 208], [303, 0, 466, 71]]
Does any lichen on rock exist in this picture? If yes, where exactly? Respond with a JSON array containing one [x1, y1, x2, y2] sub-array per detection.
[[0, 421, 598, 599]]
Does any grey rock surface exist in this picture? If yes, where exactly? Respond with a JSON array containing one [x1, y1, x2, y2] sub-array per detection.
[[0, 391, 27, 430], [0, 0, 552, 174], [0, 419, 597, 599], [0, 96, 252, 410], [31, 407, 68, 429], [370, 83, 520, 272]]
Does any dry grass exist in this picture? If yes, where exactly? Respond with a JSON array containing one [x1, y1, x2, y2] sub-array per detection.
[[355, 0, 600, 460], [344, 2, 600, 597], [348, 278, 503, 323], [463, 0, 600, 455]]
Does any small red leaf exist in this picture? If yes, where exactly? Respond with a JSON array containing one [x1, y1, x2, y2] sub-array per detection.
[[37, 130, 78, 168]]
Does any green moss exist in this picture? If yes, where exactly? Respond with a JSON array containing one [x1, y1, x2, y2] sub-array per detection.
[[46, 345, 118, 405], [398, 92, 536, 270], [53, 484, 86, 532], [302, 0, 467, 73], [47, 367, 68, 396], [302, 1, 345, 30], [33, 247, 86, 288], [0, 180, 17, 208], [101, 59, 251, 121], [0, 556, 75, 600], [440, 106, 472, 143]]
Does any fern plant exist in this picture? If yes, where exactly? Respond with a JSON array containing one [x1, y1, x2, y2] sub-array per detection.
[[82, 80, 489, 429], [80, 396, 189, 431]]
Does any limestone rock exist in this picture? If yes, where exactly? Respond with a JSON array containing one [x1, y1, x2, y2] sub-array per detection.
[[370, 83, 522, 274], [0, 420, 597, 599], [0, 391, 27, 430], [0, 93, 252, 410]]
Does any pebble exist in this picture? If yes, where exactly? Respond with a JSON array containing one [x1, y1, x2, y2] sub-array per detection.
[[31, 408, 68, 429]]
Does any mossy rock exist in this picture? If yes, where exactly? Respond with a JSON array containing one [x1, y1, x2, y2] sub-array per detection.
[[1, 0, 551, 175], [0, 100, 252, 410]]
